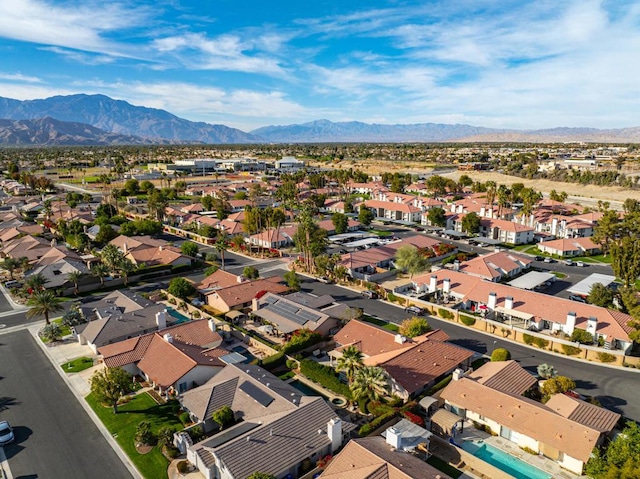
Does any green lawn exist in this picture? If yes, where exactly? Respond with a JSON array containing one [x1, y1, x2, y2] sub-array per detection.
[[62, 357, 94, 373], [362, 315, 399, 332], [52, 318, 71, 336], [86, 392, 183, 479], [510, 244, 539, 254], [552, 271, 567, 279], [575, 254, 612, 264], [369, 229, 392, 237]]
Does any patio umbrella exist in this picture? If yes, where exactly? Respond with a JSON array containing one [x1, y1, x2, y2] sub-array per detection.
[[258, 324, 274, 334]]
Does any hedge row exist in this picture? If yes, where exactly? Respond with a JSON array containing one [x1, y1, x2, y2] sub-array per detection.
[[261, 351, 285, 370], [460, 315, 476, 326], [299, 359, 352, 399], [280, 330, 323, 354], [358, 411, 397, 436]]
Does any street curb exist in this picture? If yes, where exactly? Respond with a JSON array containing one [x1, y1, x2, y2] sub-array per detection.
[[0, 284, 29, 311], [28, 325, 143, 479]]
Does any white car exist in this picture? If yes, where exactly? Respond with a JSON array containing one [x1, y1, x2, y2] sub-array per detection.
[[575, 261, 586, 267], [0, 420, 14, 445]]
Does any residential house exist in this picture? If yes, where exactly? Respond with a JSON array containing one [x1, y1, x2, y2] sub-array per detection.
[[109, 234, 191, 267], [458, 251, 532, 282], [477, 217, 535, 245], [331, 320, 472, 399], [197, 270, 245, 295], [363, 199, 422, 223], [1, 235, 53, 262], [203, 276, 289, 313], [247, 226, 297, 249], [440, 361, 619, 475], [537, 237, 601, 257], [180, 364, 355, 479], [27, 247, 91, 289], [99, 319, 227, 395]]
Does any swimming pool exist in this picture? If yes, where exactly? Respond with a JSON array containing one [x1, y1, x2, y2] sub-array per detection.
[[461, 440, 550, 479], [166, 307, 190, 323], [289, 379, 330, 400]]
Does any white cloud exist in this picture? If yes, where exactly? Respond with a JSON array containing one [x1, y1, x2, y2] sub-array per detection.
[[0, 73, 42, 83]]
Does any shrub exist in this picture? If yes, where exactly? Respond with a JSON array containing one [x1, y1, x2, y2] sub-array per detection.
[[399, 317, 430, 338], [403, 411, 425, 426], [135, 421, 155, 446], [438, 308, 454, 320], [358, 411, 397, 437], [212, 405, 234, 430], [192, 310, 201, 319], [561, 344, 582, 356], [187, 425, 205, 442], [358, 397, 369, 414], [426, 376, 452, 396], [261, 352, 285, 370], [597, 352, 616, 363], [164, 446, 180, 459], [533, 337, 549, 349], [285, 359, 298, 370], [460, 315, 476, 326], [387, 292, 398, 303], [168, 297, 177, 305], [281, 329, 322, 354], [299, 359, 351, 399], [177, 461, 189, 474], [491, 348, 511, 361], [522, 333, 534, 345], [367, 401, 395, 417], [571, 328, 594, 345], [168, 277, 195, 300], [179, 411, 191, 425]]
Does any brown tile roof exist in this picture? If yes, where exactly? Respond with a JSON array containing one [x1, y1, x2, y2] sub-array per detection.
[[333, 320, 413, 357], [441, 378, 601, 462], [197, 269, 241, 290], [545, 394, 620, 433], [322, 437, 451, 479], [466, 360, 537, 395], [459, 251, 532, 281], [211, 277, 289, 308], [126, 245, 186, 266], [538, 237, 599, 253]]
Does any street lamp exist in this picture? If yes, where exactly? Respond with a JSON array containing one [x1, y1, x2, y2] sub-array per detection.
[[492, 340, 497, 354]]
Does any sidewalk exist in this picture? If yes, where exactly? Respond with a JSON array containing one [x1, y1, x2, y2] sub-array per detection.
[[29, 324, 142, 479]]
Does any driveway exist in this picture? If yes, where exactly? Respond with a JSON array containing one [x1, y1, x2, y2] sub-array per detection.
[[0, 330, 134, 479]]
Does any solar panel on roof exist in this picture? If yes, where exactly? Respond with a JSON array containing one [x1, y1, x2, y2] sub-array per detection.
[[239, 381, 274, 407]]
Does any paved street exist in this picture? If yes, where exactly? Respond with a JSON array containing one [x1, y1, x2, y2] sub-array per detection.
[[0, 330, 133, 479], [291, 272, 640, 422]]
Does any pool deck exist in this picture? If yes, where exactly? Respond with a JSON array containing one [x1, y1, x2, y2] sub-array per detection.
[[458, 422, 583, 479]]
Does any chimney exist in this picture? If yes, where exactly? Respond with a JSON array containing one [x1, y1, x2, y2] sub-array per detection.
[[429, 275, 438, 293], [156, 309, 167, 329], [123, 242, 128, 254], [386, 427, 402, 449], [394, 334, 407, 344], [480, 206, 486, 217], [237, 275, 244, 283], [488, 292, 497, 309], [252, 297, 260, 311], [327, 418, 342, 453], [587, 316, 597, 336], [163, 333, 173, 343], [208, 319, 217, 332], [443, 278, 451, 294], [159, 245, 163, 251], [551, 218, 558, 236], [566, 312, 576, 332], [453, 260, 460, 271], [505, 296, 513, 310], [452, 368, 464, 381]]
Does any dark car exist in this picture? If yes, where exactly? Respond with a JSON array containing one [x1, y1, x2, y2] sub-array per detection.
[[569, 295, 587, 303], [405, 305, 426, 316], [534, 255, 544, 261], [361, 290, 378, 299]]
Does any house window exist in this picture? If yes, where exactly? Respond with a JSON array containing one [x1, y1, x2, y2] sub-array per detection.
[[178, 382, 187, 393], [478, 414, 485, 421]]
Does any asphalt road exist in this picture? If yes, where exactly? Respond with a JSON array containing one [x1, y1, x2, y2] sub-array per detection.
[[0, 330, 133, 479], [291, 272, 640, 422]]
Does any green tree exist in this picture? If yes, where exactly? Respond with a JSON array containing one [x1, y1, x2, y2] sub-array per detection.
[[67, 270, 84, 295], [211, 405, 234, 430], [91, 262, 110, 287], [426, 175, 448, 197], [0, 257, 20, 280], [243, 266, 259, 280], [201, 195, 214, 212], [399, 317, 431, 338], [350, 366, 389, 402], [461, 212, 481, 234], [586, 421, 640, 479], [541, 376, 576, 402], [458, 174, 473, 188], [394, 245, 426, 279], [101, 244, 125, 273], [610, 236, 640, 288], [587, 283, 614, 308], [214, 235, 228, 271], [124, 179, 140, 196], [491, 348, 511, 361], [27, 290, 63, 325], [61, 304, 86, 327], [335, 345, 364, 384], [331, 212, 349, 235], [180, 241, 199, 258], [94, 225, 118, 244], [90, 367, 133, 413], [25, 273, 49, 291], [283, 270, 301, 291], [135, 421, 155, 446], [427, 207, 446, 227], [168, 277, 195, 299], [571, 328, 594, 344], [358, 207, 374, 227], [118, 258, 136, 285], [147, 189, 168, 222]]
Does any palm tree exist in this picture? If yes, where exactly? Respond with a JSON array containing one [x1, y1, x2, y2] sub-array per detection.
[[350, 366, 389, 402], [0, 257, 20, 280], [335, 345, 364, 384], [214, 235, 227, 271], [91, 263, 110, 287], [118, 258, 136, 285], [101, 244, 125, 273], [27, 290, 63, 325], [67, 270, 84, 295], [25, 273, 49, 291], [537, 363, 557, 380]]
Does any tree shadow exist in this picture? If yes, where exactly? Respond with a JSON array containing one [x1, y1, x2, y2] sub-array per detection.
[[574, 379, 598, 391], [449, 338, 488, 354], [0, 396, 19, 410], [595, 395, 627, 415]]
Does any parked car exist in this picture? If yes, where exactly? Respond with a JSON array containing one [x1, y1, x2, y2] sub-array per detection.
[[575, 261, 586, 267], [534, 255, 544, 261], [361, 290, 378, 299], [316, 276, 332, 284], [0, 420, 14, 445], [191, 298, 204, 307], [4, 280, 21, 289], [543, 257, 554, 263], [569, 295, 587, 303], [405, 305, 426, 316], [565, 259, 574, 266]]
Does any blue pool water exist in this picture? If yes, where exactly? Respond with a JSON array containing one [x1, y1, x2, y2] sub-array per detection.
[[461, 441, 550, 479], [231, 346, 256, 364], [289, 379, 329, 400], [166, 307, 190, 323]]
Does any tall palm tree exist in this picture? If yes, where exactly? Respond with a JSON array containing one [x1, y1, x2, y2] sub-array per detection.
[[91, 263, 110, 287], [118, 258, 136, 285], [214, 235, 227, 271], [0, 257, 20, 280], [335, 345, 364, 384], [101, 244, 125, 273], [25, 273, 49, 291], [350, 366, 389, 402], [27, 290, 63, 325], [67, 270, 84, 295]]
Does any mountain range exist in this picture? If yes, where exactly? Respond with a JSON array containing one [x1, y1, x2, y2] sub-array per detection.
[[0, 94, 640, 145]]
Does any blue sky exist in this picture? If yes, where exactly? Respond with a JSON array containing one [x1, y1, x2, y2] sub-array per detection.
[[0, 0, 639, 131]]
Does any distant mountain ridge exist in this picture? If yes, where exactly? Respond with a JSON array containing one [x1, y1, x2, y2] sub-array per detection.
[[0, 94, 259, 144], [1, 94, 640, 145], [0, 117, 158, 146]]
